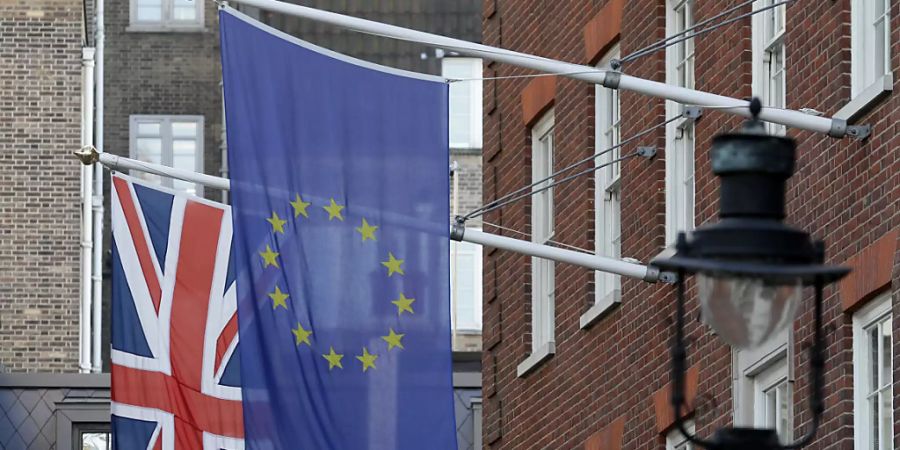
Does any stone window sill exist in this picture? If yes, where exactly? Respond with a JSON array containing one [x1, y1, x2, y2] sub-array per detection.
[[580, 289, 621, 329], [835, 74, 893, 122], [126, 24, 208, 33], [516, 341, 555, 378]]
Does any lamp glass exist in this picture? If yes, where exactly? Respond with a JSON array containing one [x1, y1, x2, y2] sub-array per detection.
[[697, 273, 801, 349]]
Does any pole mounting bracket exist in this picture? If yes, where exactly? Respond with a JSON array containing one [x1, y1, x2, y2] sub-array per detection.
[[846, 124, 872, 140], [636, 146, 657, 159]]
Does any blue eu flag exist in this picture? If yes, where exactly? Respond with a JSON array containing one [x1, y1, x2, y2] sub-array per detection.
[[221, 8, 456, 450]]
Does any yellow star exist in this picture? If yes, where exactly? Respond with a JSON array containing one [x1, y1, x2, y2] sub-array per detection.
[[381, 252, 405, 276], [290, 193, 311, 218], [259, 245, 279, 268], [391, 293, 415, 316], [268, 285, 289, 310], [292, 322, 313, 346], [381, 328, 405, 351], [355, 218, 378, 242], [266, 211, 287, 234], [323, 198, 345, 221], [322, 346, 344, 370], [356, 347, 378, 372]]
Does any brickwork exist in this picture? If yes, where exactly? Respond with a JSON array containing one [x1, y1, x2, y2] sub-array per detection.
[[0, 0, 85, 372], [482, 1, 899, 449]]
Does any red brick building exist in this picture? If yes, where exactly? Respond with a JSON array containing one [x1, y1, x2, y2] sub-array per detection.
[[480, 0, 898, 448]]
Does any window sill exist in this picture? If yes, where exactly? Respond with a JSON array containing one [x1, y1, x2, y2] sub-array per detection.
[[580, 289, 621, 329], [835, 74, 893, 123], [126, 24, 208, 33], [516, 342, 555, 378]]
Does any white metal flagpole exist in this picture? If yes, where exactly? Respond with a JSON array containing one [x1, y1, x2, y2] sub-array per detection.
[[74, 149, 670, 283], [220, 0, 868, 139]]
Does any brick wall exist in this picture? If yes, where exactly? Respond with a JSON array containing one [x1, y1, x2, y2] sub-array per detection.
[[0, 0, 84, 372], [103, 0, 224, 195], [482, 0, 899, 449]]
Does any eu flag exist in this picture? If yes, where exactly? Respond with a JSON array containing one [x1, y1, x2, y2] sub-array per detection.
[[220, 7, 456, 450]]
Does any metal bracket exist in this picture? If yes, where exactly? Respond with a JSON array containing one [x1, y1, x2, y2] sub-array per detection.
[[602, 71, 621, 90], [658, 271, 678, 284], [73, 146, 99, 165], [846, 124, 872, 140], [450, 219, 466, 241], [682, 106, 703, 121], [636, 146, 657, 159]]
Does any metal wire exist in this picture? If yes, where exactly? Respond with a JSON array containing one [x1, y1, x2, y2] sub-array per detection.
[[467, 152, 639, 220], [620, 0, 794, 64], [462, 115, 681, 221], [473, 220, 597, 254]]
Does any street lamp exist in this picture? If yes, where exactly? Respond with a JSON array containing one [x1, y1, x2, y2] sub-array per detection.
[[651, 99, 850, 450]]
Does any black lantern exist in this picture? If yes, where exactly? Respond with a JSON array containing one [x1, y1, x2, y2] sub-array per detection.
[[651, 100, 850, 450]]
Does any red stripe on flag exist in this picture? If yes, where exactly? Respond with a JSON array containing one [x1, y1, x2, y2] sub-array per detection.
[[215, 314, 239, 376], [169, 200, 223, 392], [113, 176, 162, 313], [112, 364, 245, 438], [152, 432, 163, 450]]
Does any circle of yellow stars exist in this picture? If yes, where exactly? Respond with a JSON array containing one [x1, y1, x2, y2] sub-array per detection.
[[257, 194, 415, 373]]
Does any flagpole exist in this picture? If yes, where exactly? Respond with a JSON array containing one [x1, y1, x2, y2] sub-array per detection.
[[74, 149, 671, 283], [221, 0, 869, 140]]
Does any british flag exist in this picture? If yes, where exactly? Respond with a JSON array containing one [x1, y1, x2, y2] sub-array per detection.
[[110, 174, 244, 449]]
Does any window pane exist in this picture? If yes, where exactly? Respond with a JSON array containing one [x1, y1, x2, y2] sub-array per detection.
[[82, 432, 109, 450], [881, 319, 891, 388], [171, 121, 198, 138], [871, 327, 880, 391], [137, 122, 161, 136], [135, 138, 162, 164], [874, 19, 886, 77], [173, 0, 198, 20], [135, 0, 162, 21]]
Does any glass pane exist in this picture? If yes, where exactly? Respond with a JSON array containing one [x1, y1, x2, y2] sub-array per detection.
[[135, 138, 162, 164], [881, 319, 891, 389], [880, 390, 892, 450], [172, 139, 196, 157], [137, 122, 161, 136], [171, 121, 197, 138], [136, 6, 162, 21], [82, 432, 109, 450], [777, 382, 789, 441], [871, 327, 880, 391], [871, 396, 880, 450], [172, 178, 197, 196], [874, 19, 886, 77], [173, 0, 197, 21]]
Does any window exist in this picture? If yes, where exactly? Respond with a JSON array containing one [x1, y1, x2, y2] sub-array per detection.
[[852, 0, 892, 98], [518, 111, 555, 377], [853, 293, 893, 450], [129, 115, 204, 196], [665, 0, 695, 244], [442, 58, 484, 150], [81, 430, 112, 450], [130, 0, 204, 29], [666, 421, 695, 450], [752, 0, 786, 135], [584, 45, 621, 328], [753, 358, 791, 443], [450, 235, 483, 332], [472, 398, 483, 450]]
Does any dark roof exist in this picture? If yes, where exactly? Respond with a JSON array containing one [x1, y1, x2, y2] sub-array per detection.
[[242, 0, 482, 75]]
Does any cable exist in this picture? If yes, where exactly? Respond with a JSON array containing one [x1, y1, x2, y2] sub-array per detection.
[[462, 115, 681, 221], [467, 152, 639, 220], [620, 0, 794, 64], [476, 220, 598, 254]]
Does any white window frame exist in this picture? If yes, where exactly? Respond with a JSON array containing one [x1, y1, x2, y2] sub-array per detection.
[[752, 358, 792, 444], [450, 232, 484, 333], [129, 115, 204, 196], [129, 0, 205, 31], [583, 44, 622, 329], [853, 292, 893, 450], [751, 0, 787, 135], [442, 57, 484, 150], [666, 420, 696, 450], [472, 397, 483, 450], [665, 0, 696, 245], [518, 111, 555, 377], [733, 325, 791, 428], [839, 0, 893, 120]]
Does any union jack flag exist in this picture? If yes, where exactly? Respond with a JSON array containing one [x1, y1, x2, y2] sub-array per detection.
[[110, 174, 244, 449]]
